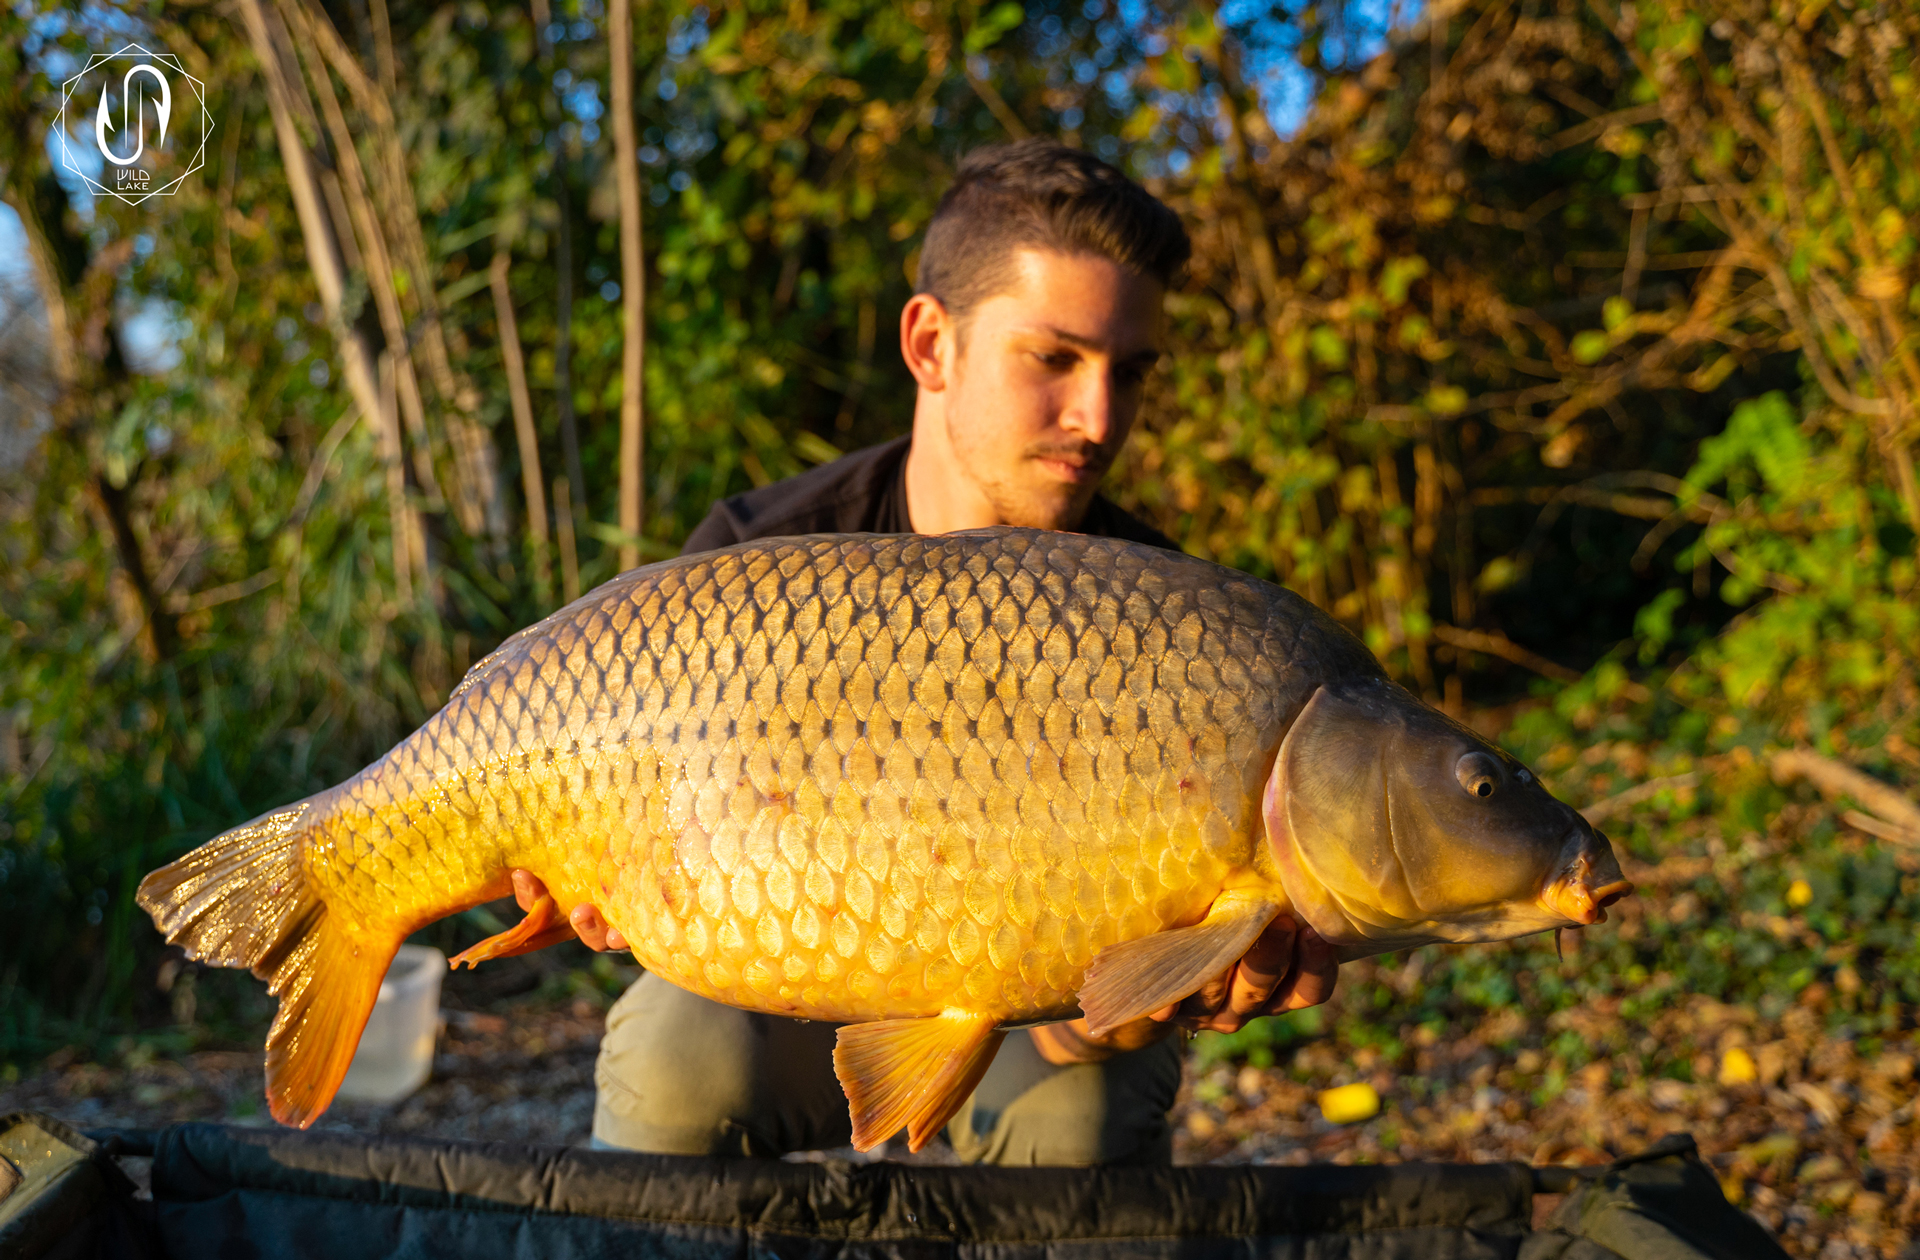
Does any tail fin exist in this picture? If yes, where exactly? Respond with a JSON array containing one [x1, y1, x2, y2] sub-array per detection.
[[136, 798, 395, 1128]]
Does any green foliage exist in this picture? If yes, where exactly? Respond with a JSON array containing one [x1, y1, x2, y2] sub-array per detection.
[[965, 1, 1026, 52], [1666, 391, 1918, 716]]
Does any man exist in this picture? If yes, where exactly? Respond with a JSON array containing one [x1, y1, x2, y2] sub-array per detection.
[[520, 139, 1340, 1165]]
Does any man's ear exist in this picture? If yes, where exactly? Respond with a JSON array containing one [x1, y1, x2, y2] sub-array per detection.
[[900, 292, 953, 392]]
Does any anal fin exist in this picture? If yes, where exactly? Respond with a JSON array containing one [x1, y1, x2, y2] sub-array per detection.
[[1077, 893, 1280, 1037], [833, 1011, 1005, 1152], [449, 893, 577, 969]]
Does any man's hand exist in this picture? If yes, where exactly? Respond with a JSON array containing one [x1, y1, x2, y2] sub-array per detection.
[[1152, 914, 1338, 1034], [1032, 915, 1339, 1065], [510, 870, 627, 952]]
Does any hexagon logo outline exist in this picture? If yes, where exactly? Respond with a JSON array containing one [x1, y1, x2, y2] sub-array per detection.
[[57, 42, 214, 207]]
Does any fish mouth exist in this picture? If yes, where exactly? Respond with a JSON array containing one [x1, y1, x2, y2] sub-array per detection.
[[1540, 831, 1634, 926]]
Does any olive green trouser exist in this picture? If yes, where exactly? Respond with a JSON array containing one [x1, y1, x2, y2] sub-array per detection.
[[592, 972, 1183, 1165]]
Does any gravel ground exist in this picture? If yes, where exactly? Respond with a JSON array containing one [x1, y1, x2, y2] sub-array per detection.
[[1172, 985, 1918, 1260], [2, 1002, 605, 1148], [4, 981, 1914, 1259]]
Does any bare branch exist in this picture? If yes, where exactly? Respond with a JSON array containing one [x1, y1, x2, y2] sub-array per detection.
[[1581, 772, 1704, 825], [963, 65, 1030, 140], [1431, 624, 1580, 683], [1772, 748, 1920, 838]]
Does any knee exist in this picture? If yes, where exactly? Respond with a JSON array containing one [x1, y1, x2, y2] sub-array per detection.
[[592, 978, 756, 1155], [951, 1034, 1181, 1167]]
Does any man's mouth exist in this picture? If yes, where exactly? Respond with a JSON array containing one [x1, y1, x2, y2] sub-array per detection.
[[1029, 448, 1106, 486]]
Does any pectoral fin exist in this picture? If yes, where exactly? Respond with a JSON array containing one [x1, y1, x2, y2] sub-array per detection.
[[1077, 893, 1281, 1037], [833, 1011, 1005, 1152], [449, 893, 578, 968]]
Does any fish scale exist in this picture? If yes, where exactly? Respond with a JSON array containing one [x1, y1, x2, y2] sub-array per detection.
[[140, 526, 1626, 1142], [315, 532, 1318, 1025]]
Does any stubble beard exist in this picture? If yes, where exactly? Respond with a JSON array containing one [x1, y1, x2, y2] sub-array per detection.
[[945, 410, 1109, 531]]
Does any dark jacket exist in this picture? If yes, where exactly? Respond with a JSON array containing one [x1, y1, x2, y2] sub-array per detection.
[[682, 435, 1176, 554]]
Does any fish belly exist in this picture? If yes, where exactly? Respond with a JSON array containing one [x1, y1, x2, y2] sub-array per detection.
[[310, 530, 1315, 1024]]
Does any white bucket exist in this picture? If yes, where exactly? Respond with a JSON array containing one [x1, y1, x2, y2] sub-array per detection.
[[337, 944, 446, 1105]]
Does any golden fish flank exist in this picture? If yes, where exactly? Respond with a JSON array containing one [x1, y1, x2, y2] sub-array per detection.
[[329, 530, 1320, 1022], [137, 526, 1629, 1148]]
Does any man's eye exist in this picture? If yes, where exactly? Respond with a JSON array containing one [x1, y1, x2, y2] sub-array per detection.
[[1116, 365, 1150, 388], [1037, 352, 1076, 369]]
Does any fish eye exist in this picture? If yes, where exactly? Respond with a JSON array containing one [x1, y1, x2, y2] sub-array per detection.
[[1455, 752, 1502, 799]]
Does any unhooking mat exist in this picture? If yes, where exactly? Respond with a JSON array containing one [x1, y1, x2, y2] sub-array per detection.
[[1, 1111, 1789, 1260]]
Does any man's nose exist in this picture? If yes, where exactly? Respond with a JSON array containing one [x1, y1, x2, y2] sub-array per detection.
[[1059, 366, 1116, 445]]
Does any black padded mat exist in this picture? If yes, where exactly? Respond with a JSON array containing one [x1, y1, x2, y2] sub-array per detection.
[[150, 1121, 1537, 1259]]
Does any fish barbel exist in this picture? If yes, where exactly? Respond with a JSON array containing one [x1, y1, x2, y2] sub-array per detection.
[[138, 528, 1631, 1148]]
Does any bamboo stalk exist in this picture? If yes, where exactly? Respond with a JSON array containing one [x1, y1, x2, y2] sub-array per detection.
[[281, 401, 363, 620], [554, 476, 582, 603], [278, 0, 447, 519], [235, 0, 419, 604], [378, 356, 421, 601], [491, 248, 552, 606], [368, 0, 396, 99], [293, 0, 506, 552], [530, 0, 586, 537], [556, 184, 584, 532], [610, 0, 646, 571]]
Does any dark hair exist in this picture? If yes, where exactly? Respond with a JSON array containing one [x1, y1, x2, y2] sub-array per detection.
[[915, 139, 1191, 325]]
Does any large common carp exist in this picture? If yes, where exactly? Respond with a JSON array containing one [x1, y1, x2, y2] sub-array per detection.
[[139, 528, 1630, 1149]]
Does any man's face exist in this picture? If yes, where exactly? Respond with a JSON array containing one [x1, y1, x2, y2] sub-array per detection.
[[941, 249, 1165, 530]]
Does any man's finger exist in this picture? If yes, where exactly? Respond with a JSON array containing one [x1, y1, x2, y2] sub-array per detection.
[[1175, 964, 1236, 1027], [1224, 915, 1298, 1021], [570, 903, 610, 952], [1275, 926, 1340, 1012], [1178, 921, 1342, 1033], [1171, 917, 1301, 1033]]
